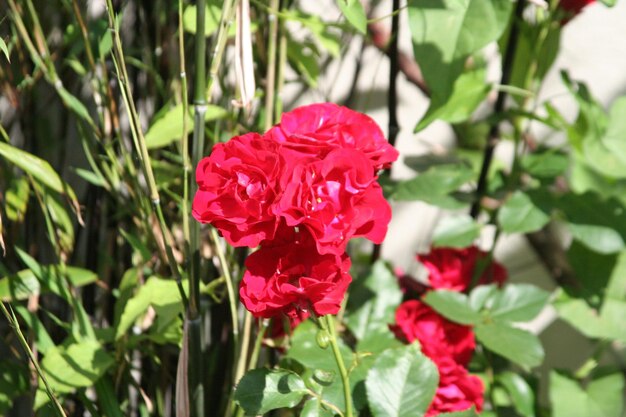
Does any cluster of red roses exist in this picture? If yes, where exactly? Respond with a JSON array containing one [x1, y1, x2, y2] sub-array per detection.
[[192, 103, 398, 322], [391, 247, 507, 416]]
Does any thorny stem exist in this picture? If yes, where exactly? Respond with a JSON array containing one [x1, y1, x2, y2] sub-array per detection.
[[470, 0, 526, 219], [372, 0, 401, 263]]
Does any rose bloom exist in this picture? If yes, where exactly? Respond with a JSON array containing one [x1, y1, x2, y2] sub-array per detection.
[[390, 300, 475, 366], [418, 247, 507, 292], [266, 102, 399, 171], [192, 133, 282, 248], [559, 0, 595, 17], [239, 232, 352, 320], [276, 148, 391, 256], [426, 357, 484, 416]]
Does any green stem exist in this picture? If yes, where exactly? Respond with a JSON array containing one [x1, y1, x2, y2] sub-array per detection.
[[1, 303, 67, 417], [205, 0, 239, 99], [322, 315, 353, 417], [263, 0, 279, 131], [248, 319, 268, 370], [105, 0, 185, 303], [210, 228, 240, 347], [179, 0, 191, 246], [274, 13, 287, 123], [190, 0, 207, 320]]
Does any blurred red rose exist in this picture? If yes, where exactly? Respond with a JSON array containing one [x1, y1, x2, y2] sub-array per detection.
[[426, 357, 484, 416], [276, 148, 391, 256], [390, 300, 475, 366], [267, 102, 399, 171], [418, 247, 507, 292], [559, 0, 595, 18], [239, 235, 352, 320], [192, 133, 282, 247]]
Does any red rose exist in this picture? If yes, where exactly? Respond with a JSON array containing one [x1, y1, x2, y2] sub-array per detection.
[[267, 102, 399, 171], [239, 235, 352, 320], [418, 247, 507, 292], [559, 0, 595, 18], [390, 300, 475, 366], [192, 133, 282, 247], [275, 148, 391, 255], [426, 357, 484, 416]]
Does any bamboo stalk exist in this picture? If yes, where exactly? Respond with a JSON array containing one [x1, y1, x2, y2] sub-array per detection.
[[263, 0, 280, 131], [1, 303, 67, 417], [179, 0, 192, 246], [104, 0, 185, 290]]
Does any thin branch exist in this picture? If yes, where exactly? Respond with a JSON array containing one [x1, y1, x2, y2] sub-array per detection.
[[470, 0, 526, 218]]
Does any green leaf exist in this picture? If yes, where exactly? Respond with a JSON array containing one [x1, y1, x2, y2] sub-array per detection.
[[234, 368, 308, 415], [57, 86, 93, 125], [282, 11, 341, 57], [285, 320, 362, 411], [115, 276, 186, 339], [145, 103, 227, 149], [498, 191, 551, 234], [73, 167, 106, 187], [423, 290, 481, 325], [286, 321, 353, 372], [566, 241, 617, 304], [392, 164, 474, 209], [497, 371, 535, 417], [94, 377, 125, 417], [365, 343, 439, 417], [432, 215, 481, 248], [557, 192, 626, 254], [583, 96, 626, 179], [550, 371, 625, 417], [337, 0, 367, 34], [0, 270, 40, 301], [522, 149, 569, 179], [554, 293, 613, 340], [287, 39, 320, 88], [416, 60, 490, 131], [41, 340, 114, 393], [0, 361, 28, 414], [345, 261, 403, 340], [475, 322, 544, 368], [489, 284, 551, 323], [0, 265, 97, 302], [407, 0, 512, 102], [0, 37, 9, 62], [0, 142, 79, 207], [41, 189, 75, 254], [357, 330, 404, 355], [5, 176, 30, 222], [300, 397, 334, 417], [14, 305, 55, 354], [509, 23, 561, 95], [468, 284, 498, 311]]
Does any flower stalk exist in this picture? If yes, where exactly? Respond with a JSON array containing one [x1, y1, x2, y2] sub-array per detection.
[[322, 315, 353, 417]]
